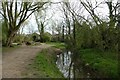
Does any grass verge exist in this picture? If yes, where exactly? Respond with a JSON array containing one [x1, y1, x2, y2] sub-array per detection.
[[29, 48, 64, 78], [79, 49, 118, 78], [46, 42, 66, 49]]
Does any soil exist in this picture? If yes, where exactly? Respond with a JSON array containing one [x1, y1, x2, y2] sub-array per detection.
[[2, 43, 52, 78]]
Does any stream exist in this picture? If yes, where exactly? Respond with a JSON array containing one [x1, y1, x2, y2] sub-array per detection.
[[56, 51, 91, 78], [56, 51, 74, 78]]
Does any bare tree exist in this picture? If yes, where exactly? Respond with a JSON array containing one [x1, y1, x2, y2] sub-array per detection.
[[0, 1, 47, 46], [61, 2, 71, 36], [80, 0, 104, 26], [34, 5, 53, 42]]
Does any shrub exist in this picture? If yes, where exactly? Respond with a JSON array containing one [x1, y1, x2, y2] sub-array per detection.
[[41, 32, 52, 42]]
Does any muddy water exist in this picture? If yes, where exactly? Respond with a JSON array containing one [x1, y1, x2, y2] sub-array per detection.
[[56, 51, 74, 78]]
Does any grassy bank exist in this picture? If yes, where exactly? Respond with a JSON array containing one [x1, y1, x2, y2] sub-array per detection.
[[27, 48, 64, 78], [79, 49, 118, 78], [46, 42, 66, 49]]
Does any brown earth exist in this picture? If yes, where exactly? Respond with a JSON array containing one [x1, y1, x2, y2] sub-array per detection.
[[2, 43, 52, 78]]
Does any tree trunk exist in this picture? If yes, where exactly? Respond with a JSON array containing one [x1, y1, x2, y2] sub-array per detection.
[[40, 22, 44, 42], [73, 19, 76, 46], [62, 25, 64, 42], [67, 20, 71, 39], [68, 61, 73, 79], [73, 64, 76, 79], [6, 33, 14, 47], [6, 30, 16, 47]]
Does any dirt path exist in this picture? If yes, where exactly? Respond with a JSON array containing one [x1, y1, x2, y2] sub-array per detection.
[[2, 43, 52, 78]]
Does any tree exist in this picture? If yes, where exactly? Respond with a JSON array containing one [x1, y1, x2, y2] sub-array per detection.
[[62, 25, 65, 42], [0, 1, 47, 46], [61, 2, 71, 37], [79, 0, 119, 51], [55, 22, 62, 41], [34, 6, 52, 42], [60, 1, 82, 78]]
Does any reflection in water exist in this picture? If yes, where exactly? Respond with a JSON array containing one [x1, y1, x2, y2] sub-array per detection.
[[56, 51, 73, 78], [56, 51, 93, 78]]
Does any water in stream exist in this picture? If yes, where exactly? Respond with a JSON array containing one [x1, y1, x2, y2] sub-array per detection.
[[56, 51, 74, 78], [56, 51, 91, 78]]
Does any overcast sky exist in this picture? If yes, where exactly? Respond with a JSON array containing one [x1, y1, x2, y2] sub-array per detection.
[[21, 0, 118, 34]]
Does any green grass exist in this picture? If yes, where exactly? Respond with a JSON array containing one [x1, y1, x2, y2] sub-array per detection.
[[79, 48, 118, 78], [46, 42, 66, 49], [31, 48, 64, 78]]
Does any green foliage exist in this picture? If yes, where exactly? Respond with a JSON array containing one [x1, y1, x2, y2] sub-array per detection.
[[23, 33, 39, 42], [93, 59, 118, 78], [79, 49, 118, 78], [75, 21, 118, 52], [13, 32, 52, 44], [24, 35, 32, 42], [31, 33, 40, 42], [13, 34, 25, 43], [46, 42, 65, 49], [76, 22, 93, 49], [41, 32, 52, 42], [32, 48, 64, 78], [2, 21, 9, 46]]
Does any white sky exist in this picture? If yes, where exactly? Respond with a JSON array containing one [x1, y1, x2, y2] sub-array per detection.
[[21, 0, 118, 34]]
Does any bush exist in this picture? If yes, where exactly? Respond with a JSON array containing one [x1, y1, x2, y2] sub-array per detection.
[[41, 32, 52, 42], [25, 41, 32, 45], [42, 35, 50, 42], [13, 34, 26, 44], [2, 21, 8, 46], [31, 33, 40, 42]]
